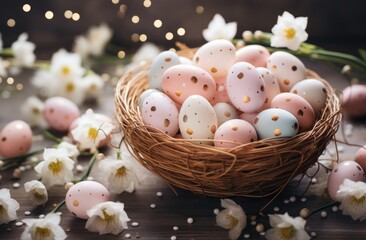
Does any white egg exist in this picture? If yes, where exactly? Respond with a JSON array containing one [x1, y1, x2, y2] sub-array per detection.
[[213, 102, 239, 126]]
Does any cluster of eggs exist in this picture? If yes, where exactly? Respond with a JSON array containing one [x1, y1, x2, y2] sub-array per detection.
[[140, 39, 328, 148]]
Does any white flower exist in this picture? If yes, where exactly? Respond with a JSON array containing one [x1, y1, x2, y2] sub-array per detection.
[[336, 179, 366, 221], [73, 36, 90, 60], [24, 180, 48, 206], [0, 188, 20, 224], [0, 57, 7, 77], [270, 11, 308, 51], [11, 33, 36, 66], [50, 49, 84, 80], [58, 77, 85, 105], [265, 213, 310, 240], [86, 201, 130, 235], [34, 148, 75, 188], [57, 141, 79, 159], [21, 213, 67, 240], [203, 14, 237, 41], [132, 42, 161, 63], [215, 199, 246, 240], [71, 109, 114, 151], [31, 70, 58, 98], [80, 74, 104, 101], [20, 96, 48, 128]]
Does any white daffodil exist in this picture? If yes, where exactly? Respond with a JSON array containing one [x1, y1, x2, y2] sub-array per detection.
[[57, 141, 80, 159], [270, 11, 308, 51], [24, 180, 48, 206], [11, 33, 36, 66], [86, 201, 130, 235], [50, 49, 84, 80], [58, 77, 85, 105], [203, 14, 237, 41], [21, 213, 67, 240], [0, 57, 7, 77], [71, 109, 114, 151], [215, 199, 246, 240], [34, 148, 75, 188], [266, 212, 310, 240], [20, 96, 48, 128], [0, 188, 20, 224], [336, 179, 366, 221], [73, 36, 90, 60], [80, 74, 104, 101], [31, 70, 58, 98], [86, 24, 113, 56]]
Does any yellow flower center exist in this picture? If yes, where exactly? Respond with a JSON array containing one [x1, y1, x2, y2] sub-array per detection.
[[48, 160, 63, 175], [277, 225, 295, 240], [351, 195, 366, 206], [32, 107, 40, 115], [226, 215, 239, 228], [102, 209, 113, 221], [35, 226, 51, 238], [284, 28, 296, 39], [88, 127, 98, 141], [61, 66, 71, 76], [116, 166, 126, 177], [33, 191, 46, 200], [65, 82, 75, 93]]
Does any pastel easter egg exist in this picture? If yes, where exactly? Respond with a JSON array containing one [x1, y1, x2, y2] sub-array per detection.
[[235, 45, 270, 67], [341, 84, 366, 118], [179, 95, 218, 145], [213, 102, 239, 126], [0, 120, 33, 158], [162, 64, 216, 104], [271, 93, 316, 132], [210, 75, 231, 105], [193, 39, 236, 78], [256, 67, 281, 111], [227, 62, 266, 112], [43, 97, 80, 131], [254, 108, 299, 140], [214, 119, 257, 148], [65, 181, 110, 219], [239, 112, 258, 125], [355, 145, 366, 172], [267, 51, 306, 92], [291, 79, 327, 116], [148, 51, 181, 91], [141, 92, 179, 136], [139, 89, 160, 112], [327, 161, 365, 200]]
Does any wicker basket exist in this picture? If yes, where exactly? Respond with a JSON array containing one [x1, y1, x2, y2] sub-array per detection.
[[115, 49, 341, 198]]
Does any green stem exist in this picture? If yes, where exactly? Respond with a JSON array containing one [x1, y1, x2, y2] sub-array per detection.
[[308, 201, 337, 218], [50, 200, 65, 214], [0, 149, 44, 171], [42, 131, 63, 143], [76, 151, 99, 182]]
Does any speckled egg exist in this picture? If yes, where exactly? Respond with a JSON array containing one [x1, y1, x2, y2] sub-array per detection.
[[65, 181, 110, 219], [210, 75, 231, 105], [271, 93, 316, 132], [235, 45, 270, 67], [213, 102, 239, 126], [267, 51, 306, 92], [43, 97, 80, 131], [253, 108, 299, 139], [355, 145, 366, 172], [214, 119, 257, 148], [179, 95, 218, 145], [141, 92, 179, 136], [341, 84, 366, 118], [327, 161, 365, 200], [0, 120, 33, 158], [227, 62, 266, 112], [291, 79, 327, 116], [162, 64, 216, 104], [239, 112, 258, 125], [193, 39, 236, 78], [148, 51, 181, 91], [139, 89, 160, 112], [256, 67, 281, 111]]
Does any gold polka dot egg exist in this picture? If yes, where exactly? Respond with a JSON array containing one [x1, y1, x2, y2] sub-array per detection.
[[213, 102, 239, 126], [65, 181, 110, 219], [235, 44, 270, 67]]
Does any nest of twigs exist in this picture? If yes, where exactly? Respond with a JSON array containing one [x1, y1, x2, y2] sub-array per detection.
[[115, 47, 341, 198]]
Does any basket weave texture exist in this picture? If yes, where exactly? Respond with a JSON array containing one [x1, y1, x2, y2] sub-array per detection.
[[115, 49, 341, 198]]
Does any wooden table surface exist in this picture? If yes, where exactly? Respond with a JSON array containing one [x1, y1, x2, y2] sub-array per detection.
[[1, 59, 366, 240]]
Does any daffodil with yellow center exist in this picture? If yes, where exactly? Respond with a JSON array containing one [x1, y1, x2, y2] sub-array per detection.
[[276, 223, 295, 240], [88, 127, 99, 141], [34, 226, 51, 238], [61, 65, 71, 76], [65, 82, 75, 93], [216, 199, 246, 240], [284, 28, 296, 40], [266, 213, 310, 240], [48, 159, 63, 175]]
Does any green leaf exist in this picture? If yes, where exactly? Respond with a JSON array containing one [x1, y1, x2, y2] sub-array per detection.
[[359, 48, 366, 61]]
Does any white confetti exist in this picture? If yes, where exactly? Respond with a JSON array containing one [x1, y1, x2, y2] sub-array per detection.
[[24, 211, 31, 216], [19, 166, 26, 172], [289, 196, 296, 202], [244, 233, 250, 238], [337, 145, 345, 153], [310, 232, 317, 237], [76, 164, 84, 172], [213, 208, 219, 215], [283, 199, 290, 204], [321, 211, 327, 218], [273, 207, 279, 212], [171, 236, 177, 240], [173, 226, 179, 231], [332, 206, 338, 212], [156, 191, 163, 197], [187, 217, 193, 224], [125, 233, 131, 239], [250, 221, 256, 226], [15, 221, 23, 227], [150, 203, 156, 208], [39, 214, 45, 219], [301, 197, 307, 202], [131, 222, 139, 227], [13, 182, 20, 189]]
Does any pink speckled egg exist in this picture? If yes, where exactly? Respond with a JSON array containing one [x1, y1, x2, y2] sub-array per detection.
[[65, 181, 110, 219], [162, 64, 216, 104], [0, 120, 33, 158], [141, 92, 179, 136], [327, 161, 365, 200], [210, 75, 231, 105], [43, 97, 80, 131], [256, 67, 280, 111], [214, 119, 257, 148], [235, 45, 270, 67], [355, 145, 366, 172], [341, 84, 366, 118], [239, 112, 258, 125], [227, 62, 265, 113], [271, 93, 315, 132]]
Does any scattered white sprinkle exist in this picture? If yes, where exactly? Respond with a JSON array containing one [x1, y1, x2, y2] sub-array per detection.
[[15, 221, 23, 227], [131, 222, 139, 227], [244, 233, 250, 239], [171, 235, 177, 240], [56, 212, 62, 216], [273, 207, 280, 212], [19, 166, 26, 172], [311, 178, 318, 183], [150, 203, 156, 208], [39, 214, 45, 219], [338, 145, 345, 153], [24, 211, 31, 216], [86, 176, 94, 181], [76, 164, 84, 172], [124, 233, 131, 239], [13, 182, 20, 189], [30, 156, 39, 162], [156, 191, 163, 197], [301, 197, 307, 202], [345, 129, 353, 137], [249, 215, 256, 221], [250, 221, 256, 226], [25, 165, 32, 170], [310, 231, 317, 237], [289, 196, 296, 202], [321, 211, 327, 218], [284, 199, 290, 204], [218, 86, 225, 92], [213, 208, 219, 215], [332, 206, 338, 212], [187, 217, 193, 224], [260, 231, 266, 236], [173, 226, 179, 231]]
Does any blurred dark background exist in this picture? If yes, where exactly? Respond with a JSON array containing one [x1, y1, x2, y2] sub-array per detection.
[[0, 0, 365, 58]]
